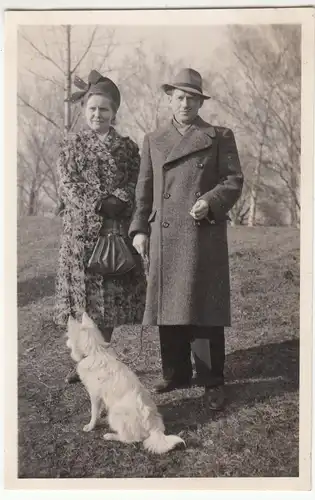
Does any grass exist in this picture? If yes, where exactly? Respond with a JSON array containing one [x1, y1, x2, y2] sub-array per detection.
[[17, 216, 300, 478]]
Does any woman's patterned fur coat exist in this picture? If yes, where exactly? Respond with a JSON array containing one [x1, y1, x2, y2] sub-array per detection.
[[54, 127, 146, 331]]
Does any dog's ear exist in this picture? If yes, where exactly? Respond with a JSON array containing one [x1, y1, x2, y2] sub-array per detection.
[[81, 312, 97, 329], [68, 315, 75, 326], [67, 315, 81, 334]]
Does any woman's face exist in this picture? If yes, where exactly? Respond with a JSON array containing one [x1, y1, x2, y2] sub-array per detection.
[[85, 94, 115, 134]]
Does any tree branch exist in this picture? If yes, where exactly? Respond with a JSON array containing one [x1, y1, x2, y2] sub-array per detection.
[[72, 27, 98, 73], [124, 99, 147, 133], [26, 68, 64, 89], [20, 32, 64, 74], [17, 183, 30, 196], [40, 182, 58, 203], [18, 94, 61, 130]]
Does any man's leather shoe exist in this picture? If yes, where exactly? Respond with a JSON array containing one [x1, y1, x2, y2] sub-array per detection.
[[204, 385, 226, 411], [153, 378, 192, 394]]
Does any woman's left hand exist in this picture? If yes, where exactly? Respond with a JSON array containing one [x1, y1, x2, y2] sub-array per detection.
[[190, 199, 209, 220]]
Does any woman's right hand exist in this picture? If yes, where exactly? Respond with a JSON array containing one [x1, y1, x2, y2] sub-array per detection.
[[132, 233, 149, 260]]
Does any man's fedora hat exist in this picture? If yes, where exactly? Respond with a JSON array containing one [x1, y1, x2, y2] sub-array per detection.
[[161, 68, 211, 100]]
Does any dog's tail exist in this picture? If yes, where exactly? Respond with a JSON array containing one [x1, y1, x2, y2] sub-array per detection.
[[143, 430, 185, 454]]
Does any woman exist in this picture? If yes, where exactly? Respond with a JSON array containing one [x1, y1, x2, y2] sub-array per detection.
[[54, 70, 146, 383]]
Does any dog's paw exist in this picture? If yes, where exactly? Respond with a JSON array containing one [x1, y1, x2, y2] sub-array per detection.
[[103, 432, 117, 441], [83, 423, 94, 432]]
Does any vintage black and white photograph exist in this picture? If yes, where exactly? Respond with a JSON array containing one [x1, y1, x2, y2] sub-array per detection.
[[5, 6, 313, 488]]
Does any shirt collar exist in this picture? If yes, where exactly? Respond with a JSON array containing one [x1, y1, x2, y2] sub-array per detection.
[[172, 115, 198, 134]]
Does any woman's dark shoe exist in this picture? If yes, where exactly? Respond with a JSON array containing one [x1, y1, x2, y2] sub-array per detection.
[[65, 368, 80, 384], [204, 385, 226, 411], [153, 378, 192, 394]]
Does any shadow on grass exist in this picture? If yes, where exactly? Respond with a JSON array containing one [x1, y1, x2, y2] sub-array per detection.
[[18, 275, 56, 307], [225, 338, 299, 382], [161, 338, 299, 434]]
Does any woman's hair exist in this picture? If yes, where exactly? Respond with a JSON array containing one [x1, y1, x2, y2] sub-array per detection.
[[81, 91, 118, 124]]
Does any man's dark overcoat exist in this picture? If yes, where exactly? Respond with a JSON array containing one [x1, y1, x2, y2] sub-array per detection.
[[129, 116, 243, 327]]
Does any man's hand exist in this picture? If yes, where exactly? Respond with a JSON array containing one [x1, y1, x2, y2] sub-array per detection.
[[132, 233, 149, 259], [190, 199, 209, 220]]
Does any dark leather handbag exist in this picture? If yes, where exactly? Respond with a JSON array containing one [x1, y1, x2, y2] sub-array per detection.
[[87, 219, 136, 278]]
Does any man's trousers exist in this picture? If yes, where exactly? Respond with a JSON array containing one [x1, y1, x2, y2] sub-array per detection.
[[158, 325, 225, 388]]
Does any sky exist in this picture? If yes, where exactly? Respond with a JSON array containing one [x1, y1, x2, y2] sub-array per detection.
[[17, 24, 236, 140], [18, 24, 232, 85]]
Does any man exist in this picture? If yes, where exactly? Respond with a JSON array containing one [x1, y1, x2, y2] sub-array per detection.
[[129, 68, 243, 410]]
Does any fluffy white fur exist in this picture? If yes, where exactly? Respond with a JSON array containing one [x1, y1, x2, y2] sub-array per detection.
[[66, 312, 185, 454]]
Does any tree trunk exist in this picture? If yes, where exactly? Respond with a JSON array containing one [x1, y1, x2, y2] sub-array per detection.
[[248, 121, 268, 227], [27, 179, 37, 215], [27, 158, 42, 216], [248, 160, 261, 227], [289, 166, 299, 227], [18, 171, 26, 216], [64, 25, 72, 135]]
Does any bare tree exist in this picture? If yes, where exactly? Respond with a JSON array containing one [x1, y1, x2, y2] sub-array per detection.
[[213, 25, 301, 227], [18, 96, 62, 215], [18, 25, 102, 133], [116, 44, 185, 144], [17, 25, 119, 214]]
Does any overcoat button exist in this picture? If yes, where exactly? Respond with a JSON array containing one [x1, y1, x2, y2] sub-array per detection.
[[162, 221, 169, 228], [163, 193, 171, 199], [197, 163, 204, 169], [195, 191, 201, 197]]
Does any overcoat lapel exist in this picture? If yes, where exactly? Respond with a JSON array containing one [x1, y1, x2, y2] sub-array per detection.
[[151, 125, 181, 164], [152, 117, 216, 167]]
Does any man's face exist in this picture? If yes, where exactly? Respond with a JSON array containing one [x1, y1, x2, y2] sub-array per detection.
[[169, 89, 203, 125]]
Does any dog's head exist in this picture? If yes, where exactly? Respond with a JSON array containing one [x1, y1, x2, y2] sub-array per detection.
[[66, 312, 109, 362]]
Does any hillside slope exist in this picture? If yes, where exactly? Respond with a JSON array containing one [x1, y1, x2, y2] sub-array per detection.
[[17, 217, 300, 478]]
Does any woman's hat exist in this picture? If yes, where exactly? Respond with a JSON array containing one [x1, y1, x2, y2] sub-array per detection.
[[67, 70, 121, 110], [161, 68, 211, 100]]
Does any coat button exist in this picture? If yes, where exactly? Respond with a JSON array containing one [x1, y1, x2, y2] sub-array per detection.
[[162, 221, 169, 228], [197, 163, 204, 169], [163, 192, 171, 199], [195, 191, 201, 197]]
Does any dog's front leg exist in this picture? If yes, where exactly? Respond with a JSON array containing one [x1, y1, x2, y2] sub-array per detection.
[[83, 394, 101, 432]]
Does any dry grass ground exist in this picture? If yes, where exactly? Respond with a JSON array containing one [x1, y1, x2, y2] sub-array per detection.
[[17, 216, 299, 478]]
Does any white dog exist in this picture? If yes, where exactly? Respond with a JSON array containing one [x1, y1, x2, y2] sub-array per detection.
[[66, 312, 185, 454]]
